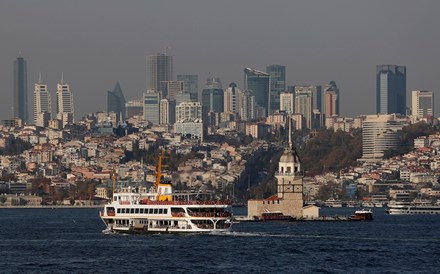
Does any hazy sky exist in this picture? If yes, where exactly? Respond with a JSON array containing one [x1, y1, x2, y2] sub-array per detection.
[[1, 0, 439, 120]]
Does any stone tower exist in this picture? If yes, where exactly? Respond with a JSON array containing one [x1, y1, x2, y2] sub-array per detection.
[[275, 117, 304, 217]]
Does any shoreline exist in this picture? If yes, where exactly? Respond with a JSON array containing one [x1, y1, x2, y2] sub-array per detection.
[[0, 205, 104, 209]]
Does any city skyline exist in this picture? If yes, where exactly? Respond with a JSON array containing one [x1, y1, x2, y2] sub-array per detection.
[[1, 1, 440, 120]]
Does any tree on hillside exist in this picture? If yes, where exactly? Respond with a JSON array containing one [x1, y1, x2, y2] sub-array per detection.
[[299, 129, 362, 173]]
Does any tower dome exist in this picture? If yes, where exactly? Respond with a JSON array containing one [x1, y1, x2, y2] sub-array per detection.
[[278, 117, 301, 175]]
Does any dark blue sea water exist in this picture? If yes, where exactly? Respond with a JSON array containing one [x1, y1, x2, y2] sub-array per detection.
[[0, 207, 439, 274]]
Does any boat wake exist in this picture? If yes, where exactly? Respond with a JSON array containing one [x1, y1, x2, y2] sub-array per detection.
[[101, 228, 116, 235]]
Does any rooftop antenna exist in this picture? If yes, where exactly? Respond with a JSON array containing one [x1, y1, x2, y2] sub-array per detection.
[[61, 72, 64, 84], [38, 72, 42, 84]]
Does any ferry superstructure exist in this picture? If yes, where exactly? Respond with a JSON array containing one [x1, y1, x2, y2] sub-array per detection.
[[385, 199, 440, 215], [100, 153, 233, 233]]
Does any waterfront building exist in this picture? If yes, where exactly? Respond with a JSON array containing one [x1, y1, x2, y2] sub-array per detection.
[[143, 89, 160, 125], [361, 114, 407, 162], [125, 100, 143, 119], [177, 74, 198, 101], [107, 82, 126, 121], [56, 75, 74, 127], [244, 68, 270, 117], [34, 75, 52, 124], [267, 65, 286, 114], [14, 56, 29, 123], [248, 118, 316, 219], [411, 90, 434, 119], [324, 81, 339, 119], [376, 65, 406, 115], [280, 92, 294, 114], [147, 53, 173, 92]]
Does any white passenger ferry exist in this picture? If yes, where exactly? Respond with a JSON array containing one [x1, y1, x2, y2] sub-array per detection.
[[385, 199, 440, 215], [100, 154, 233, 233]]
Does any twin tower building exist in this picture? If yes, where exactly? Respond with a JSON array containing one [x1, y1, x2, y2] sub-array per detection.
[[14, 56, 74, 128]]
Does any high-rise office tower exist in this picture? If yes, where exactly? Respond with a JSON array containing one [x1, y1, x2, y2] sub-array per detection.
[[34, 74, 52, 124], [294, 88, 313, 129], [411, 90, 434, 119], [224, 83, 243, 115], [266, 65, 286, 114], [361, 114, 406, 162], [175, 91, 192, 107], [240, 90, 256, 121], [202, 77, 224, 113], [244, 68, 270, 117], [280, 92, 294, 114], [125, 100, 143, 119], [147, 53, 173, 92], [107, 82, 126, 121], [295, 85, 322, 113], [177, 74, 198, 101], [56, 75, 74, 126], [160, 80, 184, 101], [143, 89, 160, 125], [376, 65, 406, 115], [324, 81, 339, 119], [14, 56, 29, 123], [159, 98, 175, 125]]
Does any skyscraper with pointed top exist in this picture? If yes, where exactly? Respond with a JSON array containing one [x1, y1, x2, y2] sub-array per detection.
[[34, 73, 52, 125], [107, 82, 126, 121], [14, 56, 29, 123], [56, 74, 74, 127]]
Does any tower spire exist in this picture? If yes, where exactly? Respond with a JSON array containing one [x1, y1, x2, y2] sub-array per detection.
[[288, 116, 292, 149], [61, 72, 64, 84], [38, 72, 42, 84]]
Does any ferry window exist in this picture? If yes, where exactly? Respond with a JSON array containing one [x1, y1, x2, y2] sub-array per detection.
[[130, 208, 134, 214], [117, 208, 121, 213], [149, 208, 153, 214], [121, 208, 125, 214], [140, 209, 144, 214], [159, 209, 163, 214], [135, 208, 139, 214], [164, 209, 168, 214], [154, 208, 158, 214]]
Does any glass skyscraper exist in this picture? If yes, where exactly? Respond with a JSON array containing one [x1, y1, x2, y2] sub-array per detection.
[[107, 82, 126, 121], [376, 65, 406, 115], [177, 74, 198, 101], [244, 68, 270, 117], [14, 56, 29, 123], [147, 53, 173, 93], [266, 65, 286, 115]]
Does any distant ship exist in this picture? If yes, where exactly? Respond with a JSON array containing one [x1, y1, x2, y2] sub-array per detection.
[[385, 199, 440, 215], [348, 209, 374, 221], [323, 198, 343, 208], [253, 211, 296, 222], [100, 153, 233, 233]]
